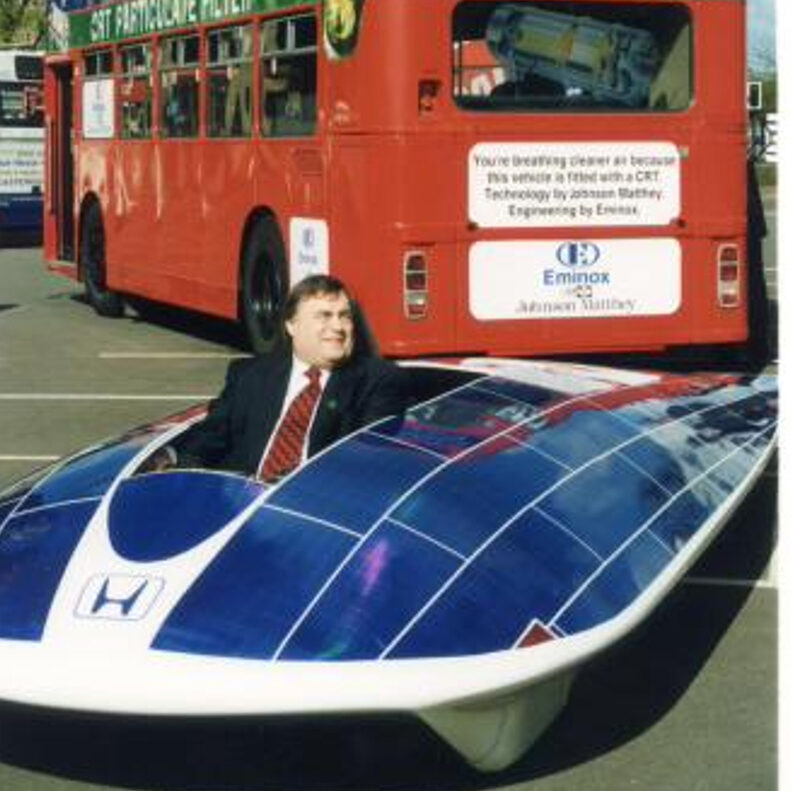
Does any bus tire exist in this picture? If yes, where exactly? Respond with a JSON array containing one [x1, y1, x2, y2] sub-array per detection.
[[80, 202, 124, 318], [240, 217, 287, 354]]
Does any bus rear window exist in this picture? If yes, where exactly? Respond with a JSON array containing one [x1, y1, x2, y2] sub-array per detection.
[[452, 1, 692, 112]]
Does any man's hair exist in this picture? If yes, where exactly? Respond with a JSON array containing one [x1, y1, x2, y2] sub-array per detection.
[[282, 274, 349, 322]]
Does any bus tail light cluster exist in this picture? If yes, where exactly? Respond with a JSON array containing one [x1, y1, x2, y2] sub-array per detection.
[[404, 252, 429, 319], [717, 244, 741, 308]]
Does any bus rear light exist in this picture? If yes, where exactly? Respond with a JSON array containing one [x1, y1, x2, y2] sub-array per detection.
[[719, 244, 739, 263], [405, 268, 427, 291], [405, 292, 429, 318], [404, 252, 429, 319], [719, 263, 739, 282], [717, 244, 741, 308]]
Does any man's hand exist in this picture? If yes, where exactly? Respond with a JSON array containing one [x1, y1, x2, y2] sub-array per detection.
[[137, 446, 176, 474]]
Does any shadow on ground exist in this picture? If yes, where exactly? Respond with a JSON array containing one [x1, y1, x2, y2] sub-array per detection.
[[70, 285, 779, 375], [68, 293, 248, 351], [0, 231, 42, 249], [551, 298, 778, 376]]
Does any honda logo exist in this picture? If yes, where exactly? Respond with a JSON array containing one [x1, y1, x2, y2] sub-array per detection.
[[75, 575, 164, 621]]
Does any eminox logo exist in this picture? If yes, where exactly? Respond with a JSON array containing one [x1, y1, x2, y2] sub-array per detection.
[[544, 242, 610, 286], [556, 241, 600, 267]]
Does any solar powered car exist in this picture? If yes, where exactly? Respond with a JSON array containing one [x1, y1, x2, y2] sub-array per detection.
[[0, 359, 777, 770]]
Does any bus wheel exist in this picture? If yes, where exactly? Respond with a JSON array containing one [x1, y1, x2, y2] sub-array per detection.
[[80, 203, 123, 318], [240, 217, 286, 353]]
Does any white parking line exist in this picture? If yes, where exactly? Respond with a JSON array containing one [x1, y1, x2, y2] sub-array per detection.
[[683, 576, 776, 591], [0, 393, 211, 401], [0, 455, 59, 461], [99, 352, 246, 360]]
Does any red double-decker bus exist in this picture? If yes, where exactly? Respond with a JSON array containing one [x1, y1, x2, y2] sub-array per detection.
[[43, 0, 765, 359]]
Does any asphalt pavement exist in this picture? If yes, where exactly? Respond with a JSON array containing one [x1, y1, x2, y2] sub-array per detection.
[[0, 222, 779, 790]]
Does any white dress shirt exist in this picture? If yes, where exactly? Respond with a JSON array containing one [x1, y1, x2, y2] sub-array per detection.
[[259, 356, 331, 465]]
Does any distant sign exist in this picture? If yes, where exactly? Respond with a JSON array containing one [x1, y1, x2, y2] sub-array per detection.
[[747, 81, 763, 111], [0, 140, 43, 194]]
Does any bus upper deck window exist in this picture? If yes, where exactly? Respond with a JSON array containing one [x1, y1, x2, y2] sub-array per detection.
[[207, 25, 253, 138], [452, 1, 692, 113], [82, 49, 115, 139], [120, 44, 152, 139], [85, 49, 113, 79], [159, 34, 200, 139], [260, 14, 317, 138]]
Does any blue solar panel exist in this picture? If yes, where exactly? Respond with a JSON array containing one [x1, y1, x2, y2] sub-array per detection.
[[468, 377, 565, 410], [391, 441, 566, 557], [270, 430, 441, 534], [621, 396, 698, 428], [109, 472, 263, 562], [750, 375, 778, 395], [539, 454, 670, 558], [388, 508, 601, 659], [555, 530, 673, 634], [525, 404, 641, 468], [0, 498, 20, 527], [394, 383, 557, 460], [23, 439, 149, 510], [279, 521, 461, 660], [0, 466, 55, 512], [686, 441, 758, 513], [677, 381, 757, 408], [619, 437, 690, 495], [153, 506, 356, 659], [650, 490, 712, 553], [746, 426, 776, 455], [0, 502, 98, 640]]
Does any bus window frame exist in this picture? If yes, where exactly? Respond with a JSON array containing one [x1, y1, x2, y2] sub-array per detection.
[[451, 0, 695, 115], [259, 11, 318, 139], [81, 47, 116, 140], [158, 31, 202, 140], [84, 49, 114, 80], [119, 40, 153, 140], [206, 23, 255, 140]]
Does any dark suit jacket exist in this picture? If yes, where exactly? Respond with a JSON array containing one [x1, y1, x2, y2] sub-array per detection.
[[175, 351, 407, 476]]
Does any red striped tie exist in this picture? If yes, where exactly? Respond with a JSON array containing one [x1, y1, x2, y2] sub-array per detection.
[[258, 367, 322, 482]]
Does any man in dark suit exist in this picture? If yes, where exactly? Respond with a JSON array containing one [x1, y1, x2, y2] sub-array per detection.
[[170, 274, 406, 480]]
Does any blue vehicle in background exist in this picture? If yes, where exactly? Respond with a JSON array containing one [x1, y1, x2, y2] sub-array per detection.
[[0, 49, 43, 240]]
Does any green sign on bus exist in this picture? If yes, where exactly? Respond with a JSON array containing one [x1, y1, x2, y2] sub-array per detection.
[[69, 0, 314, 47]]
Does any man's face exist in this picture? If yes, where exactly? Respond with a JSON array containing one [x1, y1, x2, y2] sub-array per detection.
[[286, 290, 355, 369]]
